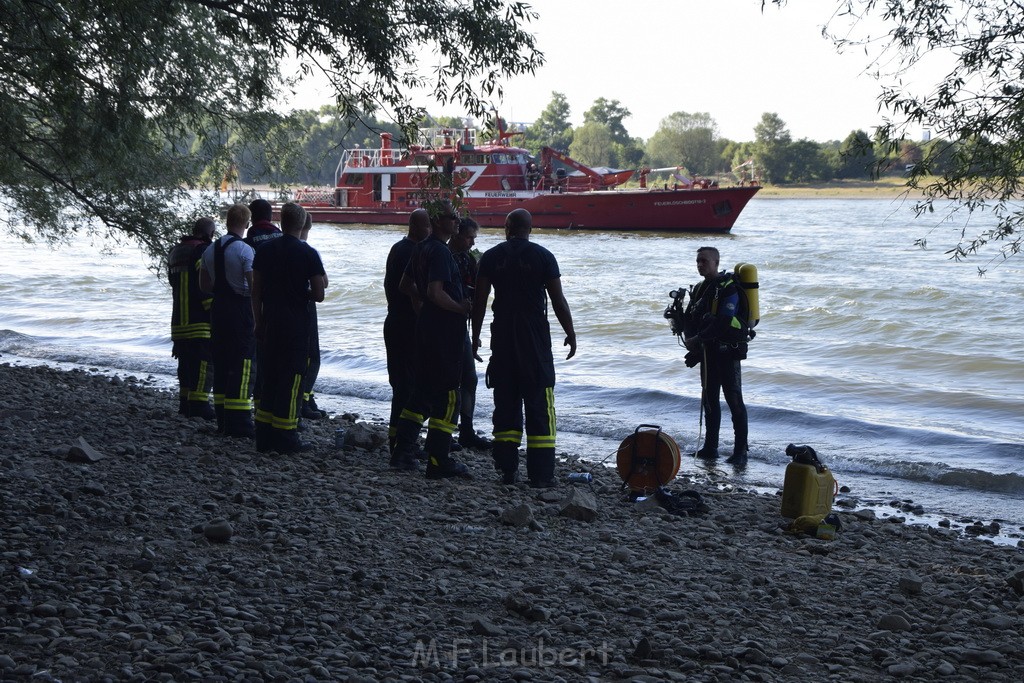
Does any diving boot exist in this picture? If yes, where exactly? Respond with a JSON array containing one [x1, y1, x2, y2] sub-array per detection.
[[726, 446, 748, 466], [693, 445, 720, 460]]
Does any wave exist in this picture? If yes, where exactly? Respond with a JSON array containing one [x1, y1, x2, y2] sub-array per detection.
[[5, 334, 1023, 503], [879, 461, 1024, 494]]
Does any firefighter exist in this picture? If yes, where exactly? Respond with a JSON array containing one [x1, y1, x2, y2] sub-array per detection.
[[167, 217, 216, 419], [251, 203, 327, 453], [200, 203, 257, 438]]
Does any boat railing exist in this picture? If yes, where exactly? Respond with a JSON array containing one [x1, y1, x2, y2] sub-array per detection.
[[335, 148, 407, 180], [417, 127, 478, 149]]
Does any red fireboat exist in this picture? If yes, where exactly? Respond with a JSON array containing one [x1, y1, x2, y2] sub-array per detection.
[[290, 124, 760, 232]]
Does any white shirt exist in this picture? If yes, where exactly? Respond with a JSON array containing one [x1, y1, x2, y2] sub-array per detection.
[[201, 234, 254, 296]]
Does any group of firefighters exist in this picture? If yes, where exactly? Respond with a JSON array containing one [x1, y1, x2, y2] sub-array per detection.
[[169, 198, 748, 479], [168, 198, 326, 454]]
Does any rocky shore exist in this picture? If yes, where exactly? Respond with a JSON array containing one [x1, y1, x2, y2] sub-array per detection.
[[2, 363, 1022, 682]]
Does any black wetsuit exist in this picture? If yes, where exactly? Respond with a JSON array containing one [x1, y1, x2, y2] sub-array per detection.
[[686, 273, 749, 453]]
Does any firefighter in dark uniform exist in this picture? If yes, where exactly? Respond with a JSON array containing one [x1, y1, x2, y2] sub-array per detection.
[[251, 202, 327, 453], [299, 211, 329, 419], [200, 203, 256, 438], [245, 198, 282, 249], [389, 200, 472, 479], [244, 198, 281, 413], [167, 217, 215, 419], [472, 208, 577, 487], [383, 208, 430, 453], [450, 217, 491, 449], [682, 246, 749, 465]]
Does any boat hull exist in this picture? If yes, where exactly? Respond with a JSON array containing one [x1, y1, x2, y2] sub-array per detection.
[[295, 185, 760, 232]]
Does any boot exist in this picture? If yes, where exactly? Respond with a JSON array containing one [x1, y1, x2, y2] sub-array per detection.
[[458, 429, 492, 449], [301, 395, 326, 420], [492, 441, 519, 484], [425, 454, 471, 480], [273, 428, 312, 454], [188, 400, 216, 421], [692, 446, 716, 462], [255, 421, 273, 453], [223, 410, 255, 439], [693, 442, 719, 460], [526, 448, 556, 488], [388, 442, 420, 471], [726, 445, 748, 466]]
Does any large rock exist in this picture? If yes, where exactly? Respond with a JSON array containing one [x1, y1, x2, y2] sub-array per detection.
[[899, 572, 923, 595], [877, 614, 912, 632], [67, 436, 106, 463], [203, 519, 234, 543], [499, 504, 534, 528], [1006, 569, 1024, 597], [558, 487, 598, 522], [342, 422, 380, 450]]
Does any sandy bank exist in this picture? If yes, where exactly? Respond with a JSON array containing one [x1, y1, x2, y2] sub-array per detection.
[[1, 363, 1022, 682]]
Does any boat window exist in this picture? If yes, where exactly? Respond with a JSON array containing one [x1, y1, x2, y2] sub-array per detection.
[[343, 174, 364, 186], [413, 155, 431, 166], [713, 201, 733, 217]]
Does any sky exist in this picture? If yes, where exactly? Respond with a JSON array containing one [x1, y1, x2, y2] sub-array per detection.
[[290, 0, 935, 144], [484, 0, 888, 142]]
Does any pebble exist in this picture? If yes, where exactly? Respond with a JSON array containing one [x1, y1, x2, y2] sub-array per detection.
[[203, 520, 234, 543], [2, 363, 1024, 682]]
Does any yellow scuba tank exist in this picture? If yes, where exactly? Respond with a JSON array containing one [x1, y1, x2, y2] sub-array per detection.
[[733, 262, 760, 329]]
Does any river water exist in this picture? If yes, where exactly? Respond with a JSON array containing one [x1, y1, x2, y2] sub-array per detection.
[[1, 198, 1022, 539]]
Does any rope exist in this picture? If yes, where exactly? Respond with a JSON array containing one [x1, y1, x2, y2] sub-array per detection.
[[692, 342, 707, 459]]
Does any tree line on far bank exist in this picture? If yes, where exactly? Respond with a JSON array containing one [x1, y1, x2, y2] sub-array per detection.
[[231, 92, 955, 188]]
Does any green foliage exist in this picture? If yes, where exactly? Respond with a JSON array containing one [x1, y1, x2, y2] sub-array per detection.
[[836, 130, 877, 179], [788, 139, 835, 182], [0, 0, 542, 263], [581, 98, 642, 166], [583, 98, 632, 146], [768, 0, 1024, 266], [752, 113, 792, 184], [614, 139, 646, 168], [569, 122, 614, 167], [523, 92, 573, 154], [645, 111, 720, 175]]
